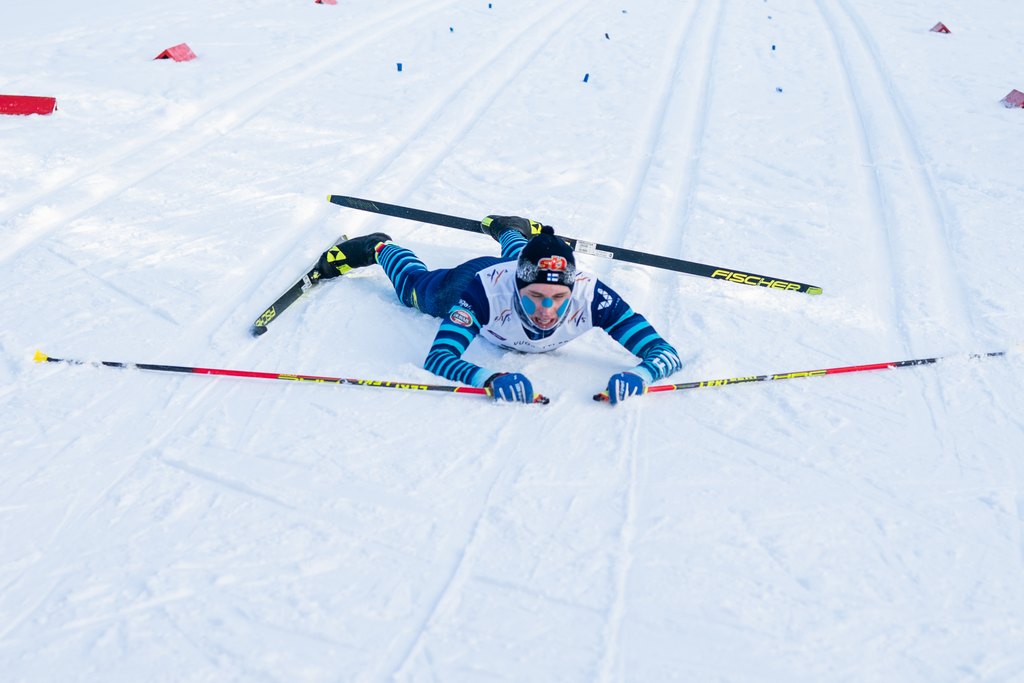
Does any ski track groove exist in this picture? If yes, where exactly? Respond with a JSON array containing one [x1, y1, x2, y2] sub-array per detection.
[[0, 573, 67, 643], [599, 0, 723, 349], [158, 430, 436, 567], [596, 411, 643, 683], [39, 589, 195, 640], [813, 0, 981, 486], [964, 359, 1024, 580], [811, 0, 901, 348], [815, 0, 974, 351], [0, 0, 463, 267], [814, 1, 1024, 629], [605, 0, 703, 249], [45, 243, 181, 327], [664, 0, 725, 260], [471, 575, 605, 616], [0, 355, 289, 646], [811, 0, 1019, 497], [378, 421, 526, 683], [585, 4, 726, 670], [342, 0, 598, 209], [585, 7, 727, 670], [153, 453, 297, 513], [831, 0, 983, 346]]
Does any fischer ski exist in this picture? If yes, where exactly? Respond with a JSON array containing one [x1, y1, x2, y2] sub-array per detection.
[[594, 350, 1010, 402], [327, 194, 822, 295], [249, 235, 346, 337]]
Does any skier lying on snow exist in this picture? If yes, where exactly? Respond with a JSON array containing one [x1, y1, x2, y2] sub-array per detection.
[[315, 216, 682, 404]]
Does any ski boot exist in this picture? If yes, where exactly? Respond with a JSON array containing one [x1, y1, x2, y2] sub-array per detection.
[[317, 232, 391, 278]]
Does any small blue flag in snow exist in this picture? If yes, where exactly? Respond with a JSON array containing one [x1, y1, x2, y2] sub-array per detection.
[[776, 86, 783, 93], [397, 63, 403, 72], [583, 73, 590, 83]]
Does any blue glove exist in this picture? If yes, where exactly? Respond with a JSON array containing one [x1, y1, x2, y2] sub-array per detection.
[[484, 372, 534, 403], [607, 372, 646, 405]]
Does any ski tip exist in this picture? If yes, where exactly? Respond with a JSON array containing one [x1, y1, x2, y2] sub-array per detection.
[[250, 325, 268, 338], [807, 286, 823, 295], [33, 349, 49, 363], [592, 391, 610, 403]]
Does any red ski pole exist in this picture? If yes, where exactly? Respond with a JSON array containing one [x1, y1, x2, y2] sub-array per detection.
[[594, 350, 1009, 402], [35, 351, 550, 404]]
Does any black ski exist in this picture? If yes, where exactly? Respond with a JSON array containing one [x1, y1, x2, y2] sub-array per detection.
[[249, 235, 346, 337], [327, 195, 822, 295]]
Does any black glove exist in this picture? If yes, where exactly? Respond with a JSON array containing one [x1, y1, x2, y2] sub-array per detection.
[[480, 215, 554, 242]]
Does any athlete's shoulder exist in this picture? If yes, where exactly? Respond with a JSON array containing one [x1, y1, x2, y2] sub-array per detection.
[[587, 278, 633, 326], [474, 259, 518, 289]]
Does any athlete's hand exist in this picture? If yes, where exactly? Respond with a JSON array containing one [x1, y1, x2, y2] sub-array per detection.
[[484, 372, 535, 403], [606, 372, 647, 404]]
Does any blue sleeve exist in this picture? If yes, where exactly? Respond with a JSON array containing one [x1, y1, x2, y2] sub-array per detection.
[[592, 280, 682, 383], [423, 276, 493, 387], [498, 231, 528, 259]]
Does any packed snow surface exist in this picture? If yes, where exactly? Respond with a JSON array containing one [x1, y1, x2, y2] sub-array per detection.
[[2, 0, 1024, 680]]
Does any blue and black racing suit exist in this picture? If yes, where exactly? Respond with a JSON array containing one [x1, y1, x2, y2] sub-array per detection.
[[375, 231, 682, 388]]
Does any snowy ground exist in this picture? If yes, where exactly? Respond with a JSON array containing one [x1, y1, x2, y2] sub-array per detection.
[[3, 0, 1024, 680]]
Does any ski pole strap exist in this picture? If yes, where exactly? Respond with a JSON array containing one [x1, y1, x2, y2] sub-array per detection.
[[327, 195, 822, 295], [593, 351, 1008, 401], [34, 351, 549, 404]]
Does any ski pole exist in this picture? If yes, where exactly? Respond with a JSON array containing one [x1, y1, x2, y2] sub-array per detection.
[[34, 351, 550, 404], [327, 195, 822, 295], [594, 350, 1009, 402]]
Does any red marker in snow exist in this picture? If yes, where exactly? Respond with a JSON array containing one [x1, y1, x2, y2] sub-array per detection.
[[154, 43, 197, 62], [1001, 89, 1024, 109], [0, 95, 57, 116]]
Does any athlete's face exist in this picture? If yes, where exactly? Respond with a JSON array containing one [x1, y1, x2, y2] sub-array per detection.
[[518, 283, 572, 330]]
